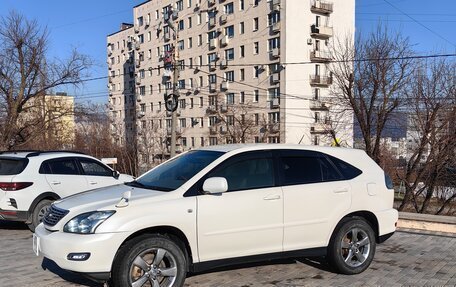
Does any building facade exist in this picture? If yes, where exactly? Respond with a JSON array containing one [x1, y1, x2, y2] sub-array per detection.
[[107, 0, 355, 169]]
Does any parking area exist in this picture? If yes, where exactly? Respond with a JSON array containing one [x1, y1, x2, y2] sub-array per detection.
[[1, 220, 455, 287]]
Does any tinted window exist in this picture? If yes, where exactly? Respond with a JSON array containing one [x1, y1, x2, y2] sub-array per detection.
[[328, 155, 362, 179], [132, 150, 224, 191], [280, 156, 322, 185], [43, 159, 79, 175], [210, 158, 274, 192], [79, 159, 112, 176], [320, 157, 343, 181], [0, 158, 28, 175]]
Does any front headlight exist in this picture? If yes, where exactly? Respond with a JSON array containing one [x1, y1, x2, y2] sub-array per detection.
[[63, 211, 115, 234]]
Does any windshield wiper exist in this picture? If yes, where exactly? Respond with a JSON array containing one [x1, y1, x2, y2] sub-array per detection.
[[125, 180, 146, 188], [125, 181, 173, 192]]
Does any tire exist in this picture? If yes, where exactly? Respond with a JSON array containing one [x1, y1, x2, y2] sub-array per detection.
[[111, 234, 187, 287], [27, 199, 52, 232], [327, 217, 376, 275]]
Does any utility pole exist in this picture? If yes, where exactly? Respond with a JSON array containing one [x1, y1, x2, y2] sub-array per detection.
[[169, 11, 179, 158]]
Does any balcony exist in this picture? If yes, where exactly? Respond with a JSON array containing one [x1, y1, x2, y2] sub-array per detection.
[[220, 35, 229, 47], [310, 25, 333, 39], [309, 75, 332, 86], [310, 119, 331, 134], [221, 81, 229, 91], [271, 48, 280, 59], [271, 22, 281, 33], [310, 99, 329, 110], [209, 38, 217, 50], [270, 98, 280, 109], [270, 73, 280, 85], [272, 0, 280, 11], [220, 14, 227, 24], [311, 0, 333, 14], [310, 50, 332, 62], [268, 123, 280, 133], [206, 105, 217, 114], [208, 83, 217, 93], [208, 61, 217, 71]]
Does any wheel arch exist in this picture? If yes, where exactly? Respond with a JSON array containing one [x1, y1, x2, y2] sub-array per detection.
[[330, 210, 381, 244], [114, 225, 194, 271], [26, 192, 60, 222]]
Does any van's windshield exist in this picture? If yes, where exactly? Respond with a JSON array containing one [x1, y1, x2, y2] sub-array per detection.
[[0, 157, 29, 175], [126, 150, 224, 191]]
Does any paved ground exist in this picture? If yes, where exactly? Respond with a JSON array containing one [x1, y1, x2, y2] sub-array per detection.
[[0, 220, 455, 287]]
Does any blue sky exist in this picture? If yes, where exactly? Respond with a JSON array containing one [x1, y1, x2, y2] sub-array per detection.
[[1, 0, 455, 105]]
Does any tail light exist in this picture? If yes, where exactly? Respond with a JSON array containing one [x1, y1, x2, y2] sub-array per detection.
[[0, 182, 33, 191]]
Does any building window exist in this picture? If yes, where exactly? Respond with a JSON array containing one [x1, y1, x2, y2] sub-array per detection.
[[178, 40, 184, 51], [225, 71, 235, 82], [137, 16, 144, 26], [240, 68, 245, 81], [188, 16, 192, 28], [269, 112, 280, 123], [188, 37, 193, 49], [209, 137, 218, 146], [208, 74, 217, 84], [253, 17, 259, 31], [225, 25, 235, 38], [253, 90, 259, 102], [209, 116, 217, 127], [268, 87, 280, 100], [226, 93, 235, 105], [268, 37, 280, 50], [178, 20, 184, 31], [139, 86, 146, 96], [268, 12, 280, 25], [239, 22, 244, 34], [239, 45, 245, 58], [179, 118, 186, 127], [254, 66, 260, 78], [254, 113, 259, 125], [240, 91, 245, 103], [253, 42, 259, 54], [178, 79, 186, 89], [239, 0, 245, 10], [225, 48, 235, 60], [224, 2, 234, 14]]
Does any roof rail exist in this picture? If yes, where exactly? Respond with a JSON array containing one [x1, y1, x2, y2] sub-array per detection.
[[26, 150, 87, 158], [0, 150, 40, 155]]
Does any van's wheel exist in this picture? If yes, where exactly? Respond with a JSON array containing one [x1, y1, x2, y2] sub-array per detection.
[[112, 234, 187, 287], [27, 199, 52, 232], [327, 217, 376, 274]]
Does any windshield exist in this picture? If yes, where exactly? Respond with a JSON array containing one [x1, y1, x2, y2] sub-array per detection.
[[127, 150, 224, 191], [0, 158, 28, 175]]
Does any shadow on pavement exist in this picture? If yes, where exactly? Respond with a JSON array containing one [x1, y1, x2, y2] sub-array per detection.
[[188, 256, 332, 277], [41, 258, 103, 287], [0, 219, 28, 230]]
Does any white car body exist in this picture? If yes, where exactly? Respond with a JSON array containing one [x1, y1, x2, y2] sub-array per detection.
[[0, 151, 133, 227], [34, 144, 398, 283]]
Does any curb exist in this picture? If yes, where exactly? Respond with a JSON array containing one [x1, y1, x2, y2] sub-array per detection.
[[397, 211, 456, 235]]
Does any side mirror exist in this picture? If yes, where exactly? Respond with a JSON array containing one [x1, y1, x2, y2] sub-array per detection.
[[113, 170, 120, 179], [202, 177, 228, 194]]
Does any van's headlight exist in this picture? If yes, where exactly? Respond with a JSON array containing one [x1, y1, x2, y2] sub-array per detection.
[[63, 211, 115, 234]]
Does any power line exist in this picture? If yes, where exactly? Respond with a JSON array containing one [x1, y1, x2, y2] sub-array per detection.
[[381, 0, 456, 47]]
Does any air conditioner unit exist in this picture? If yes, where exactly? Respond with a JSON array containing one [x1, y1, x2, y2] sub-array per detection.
[[138, 111, 145, 118], [209, 38, 217, 50], [220, 14, 228, 24], [208, 17, 216, 28], [221, 81, 229, 91], [271, 73, 280, 84], [220, 36, 229, 47], [270, 98, 279, 108], [307, 38, 313, 45], [271, 47, 280, 58], [220, 59, 228, 69], [272, 0, 281, 11]]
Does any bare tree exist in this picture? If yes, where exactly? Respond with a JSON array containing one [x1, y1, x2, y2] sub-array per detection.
[[329, 25, 414, 163], [0, 11, 91, 150], [397, 58, 456, 214]]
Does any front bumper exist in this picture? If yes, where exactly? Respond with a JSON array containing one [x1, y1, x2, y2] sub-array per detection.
[[34, 224, 130, 273]]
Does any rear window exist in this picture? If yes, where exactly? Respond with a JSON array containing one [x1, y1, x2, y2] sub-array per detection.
[[0, 158, 29, 175]]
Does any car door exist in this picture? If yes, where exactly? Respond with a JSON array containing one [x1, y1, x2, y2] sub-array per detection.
[[278, 150, 351, 251], [76, 157, 118, 189], [41, 157, 89, 198], [197, 151, 283, 262]]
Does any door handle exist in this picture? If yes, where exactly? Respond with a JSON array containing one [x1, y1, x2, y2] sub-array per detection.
[[51, 181, 61, 185], [89, 181, 98, 185], [334, 187, 349, 193], [263, 195, 281, 200]]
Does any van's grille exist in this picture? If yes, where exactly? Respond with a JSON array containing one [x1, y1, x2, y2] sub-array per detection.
[[43, 205, 69, 226]]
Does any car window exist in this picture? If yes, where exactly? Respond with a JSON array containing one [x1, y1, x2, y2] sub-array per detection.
[[210, 157, 274, 192], [327, 155, 362, 179], [0, 158, 28, 175], [79, 159, 112, 177], [319, 157, 343, 181], [280, 156, 322, 185], [43, 159, 79, 175]]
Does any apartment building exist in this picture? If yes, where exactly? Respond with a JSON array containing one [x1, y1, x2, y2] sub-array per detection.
[[107, 0, 355, 169]]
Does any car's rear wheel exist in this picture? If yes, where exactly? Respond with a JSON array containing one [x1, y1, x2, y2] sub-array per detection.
[[327, 217, 376, 274], [27, 199, 52, 232], [112, 234, 187, 287]]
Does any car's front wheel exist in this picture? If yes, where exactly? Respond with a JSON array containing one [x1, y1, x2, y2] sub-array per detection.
[[27, 199, 52, 232], [112, 234, 187, 287], [327, 217, 376, 274]]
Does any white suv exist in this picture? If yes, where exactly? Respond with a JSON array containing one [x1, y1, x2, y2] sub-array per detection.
[[0, 151, 133, 231], [34, 145, 398, 286]]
